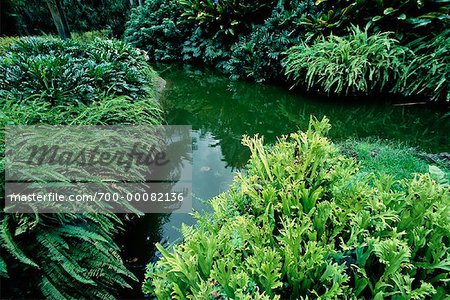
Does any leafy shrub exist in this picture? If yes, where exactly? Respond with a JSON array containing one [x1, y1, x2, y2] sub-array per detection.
[[228, 26, 293, 82], [0, 37, 162, 299], [393, 29, 450, 102], [177, 0, 275, 38], [144, 117, 449, 299], [5, 0, 130, 37], [283, 25, 408, 95], [227, 0, 318, 82], [0, 37, 160, 108], [302, 0, 450, 39], [181, 27, 232, 67], [124, 0, 192, 61]]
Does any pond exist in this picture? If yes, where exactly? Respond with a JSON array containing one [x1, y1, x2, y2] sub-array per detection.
[[119, 64, 449, 298]]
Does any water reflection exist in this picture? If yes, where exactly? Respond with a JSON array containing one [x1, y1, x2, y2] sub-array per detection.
[[163, 64, 449, 170]]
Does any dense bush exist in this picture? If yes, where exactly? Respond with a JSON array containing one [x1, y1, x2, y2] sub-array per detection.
[[302, 0, 450, 39], [0, 37, 160, 110], [393, 30, 450, 102], [0, 37, 162, 299], [3, 0, 131, 37], [227, 0, 318, 82], [124, 0, 191, 61], [177, 0, 275, 38], [283, 26, 408, 95], [143, 117, 449, 299]]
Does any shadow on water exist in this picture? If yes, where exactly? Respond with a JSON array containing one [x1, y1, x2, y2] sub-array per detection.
[[119, 64, 449, 298]]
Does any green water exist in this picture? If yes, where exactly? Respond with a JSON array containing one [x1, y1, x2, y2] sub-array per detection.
[[120, 64, 449, 298]]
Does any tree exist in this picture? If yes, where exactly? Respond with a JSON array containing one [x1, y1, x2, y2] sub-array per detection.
[[46, 0, 71, 39]]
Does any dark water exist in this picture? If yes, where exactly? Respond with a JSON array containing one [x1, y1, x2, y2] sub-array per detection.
[[119, 65, 449, 298]]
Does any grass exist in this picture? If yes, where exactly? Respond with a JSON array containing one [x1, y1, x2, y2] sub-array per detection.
[[338, 138, 449, 181]]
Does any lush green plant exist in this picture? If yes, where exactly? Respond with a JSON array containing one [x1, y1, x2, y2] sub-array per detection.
[[0, 37, 162, 299], [177, 0, 275, 38], [227, 0, 319, 82], [4, 0, 130, 37], [283, 25, 408, 95], [393, 29, 450, 102], [302, 0, 450, 39], [0, 37, 160, 108], [124, 0, 192, 61], [144, 117, 449, 299]]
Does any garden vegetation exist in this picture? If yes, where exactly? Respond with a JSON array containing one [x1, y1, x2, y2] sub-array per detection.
[[0, 0, 449, 299], [124, 0, 449, 101], [0, 36, 162, 299], [144, 117, 449, 299]]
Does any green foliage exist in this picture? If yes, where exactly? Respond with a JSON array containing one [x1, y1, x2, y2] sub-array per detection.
[[0, 37, 162, 299], [143, 117, 450, 299], [124, 0, 192, 61], [227, 0, 318, 82], [5, 0, 130, 37], [393, 29, 450, 102], [177, 0, 275, 38], [284, 25, 409, 95], [302, 0, 450, 38], [0, 37, 160, 108]]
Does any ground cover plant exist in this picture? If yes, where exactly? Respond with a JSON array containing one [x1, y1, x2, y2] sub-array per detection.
[[144, 117, 450, 299], [0, 37, 162, 299]]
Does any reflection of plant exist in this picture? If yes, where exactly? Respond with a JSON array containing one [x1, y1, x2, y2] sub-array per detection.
[[144, 117, 450, 299], [284, 25, 408, 95], [162, 65, 449, 169]]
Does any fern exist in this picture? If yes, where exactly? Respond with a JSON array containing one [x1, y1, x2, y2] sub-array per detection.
[[144, 117, 450, 299], [0, 37, 162, 299]]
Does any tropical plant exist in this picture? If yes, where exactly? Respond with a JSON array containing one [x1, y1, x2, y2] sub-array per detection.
[[124, 0, 192, 61], [177, 0, 276, 38], [393, 29, 450, 102], [301, 0, 450, 39], [227, 0, 319, 82], [143, 117, 450, 299], [283, 25, 409, 95], [0, 37, 162, 299], [0, 37, 160, 109]]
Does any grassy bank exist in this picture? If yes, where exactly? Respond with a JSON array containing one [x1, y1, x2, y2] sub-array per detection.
[[338, 138, 449, 182]]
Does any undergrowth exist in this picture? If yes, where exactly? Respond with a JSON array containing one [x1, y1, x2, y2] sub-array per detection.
[[144, 117, 449, 299], [0, 37, 162, 299]]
